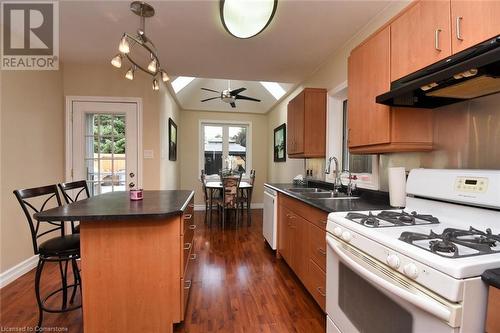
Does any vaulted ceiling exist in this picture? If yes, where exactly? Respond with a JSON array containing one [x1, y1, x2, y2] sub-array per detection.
[[59, 0, 392, 112]]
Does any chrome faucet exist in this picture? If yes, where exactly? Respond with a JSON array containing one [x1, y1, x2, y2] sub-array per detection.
[[325, 156, 341, 192]]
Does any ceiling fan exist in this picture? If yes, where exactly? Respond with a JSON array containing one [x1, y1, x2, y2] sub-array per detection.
[[200, 81, 261, 108]]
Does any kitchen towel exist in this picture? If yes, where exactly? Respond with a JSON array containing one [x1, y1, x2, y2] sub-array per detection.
[[388, 167, 406, 208]]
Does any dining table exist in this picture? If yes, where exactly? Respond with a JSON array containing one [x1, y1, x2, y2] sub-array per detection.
[[205, 181, 253, 225]]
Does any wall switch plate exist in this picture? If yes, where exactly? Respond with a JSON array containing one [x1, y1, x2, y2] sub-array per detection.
[[143, 150, 154, 159]]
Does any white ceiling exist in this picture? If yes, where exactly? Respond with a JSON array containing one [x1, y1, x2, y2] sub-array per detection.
[[175, 78, 294, 113], [59, 0, 392, 112]]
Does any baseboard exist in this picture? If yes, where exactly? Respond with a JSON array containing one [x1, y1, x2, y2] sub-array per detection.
[[0, 255, 38, 289], [194, 203, 263, 211]]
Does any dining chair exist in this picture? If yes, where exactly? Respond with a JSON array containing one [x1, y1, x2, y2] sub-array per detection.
[[13, 185, 82, 328], [219, 173, 242, 228], [58, 180, 91, 234], [240, 169, 256, 225], [201, 171, 219, 225]]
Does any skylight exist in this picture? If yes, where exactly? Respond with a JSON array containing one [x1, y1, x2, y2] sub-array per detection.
[[172, 76, 196, 93], [260, 81, 286, 100]]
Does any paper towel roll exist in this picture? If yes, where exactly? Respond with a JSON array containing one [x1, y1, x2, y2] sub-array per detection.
[[388, 167, 406, 208]]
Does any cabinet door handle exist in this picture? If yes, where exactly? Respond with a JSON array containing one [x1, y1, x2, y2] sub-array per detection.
[[184, 242, 192, 251], [317, 287, 326, 297], [184, 280, 192, 290], [184, 214, 192, 220], [456, 16, 463, 41], [434, 28, 442, 51], [317, 248, 326, 256], [189, 224, 196, 230], [190, 253, 197, 260]]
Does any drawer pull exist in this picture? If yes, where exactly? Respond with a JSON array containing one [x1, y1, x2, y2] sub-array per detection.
[[317, 287, 326, 297], [184, 280, 192, 290], [190, 253, 197, 260], [184, 242, 192, 251], [188, 204, 194, 208], [189, 224, 197, 230], [184, 214, 192, 220], [317, 248, 326, 256]]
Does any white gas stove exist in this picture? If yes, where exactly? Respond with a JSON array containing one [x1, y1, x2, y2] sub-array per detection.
[[325, 169, 500, 333]]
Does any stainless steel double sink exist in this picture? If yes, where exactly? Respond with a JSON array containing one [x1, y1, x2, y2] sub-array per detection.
[[287, 187, 359, 200]]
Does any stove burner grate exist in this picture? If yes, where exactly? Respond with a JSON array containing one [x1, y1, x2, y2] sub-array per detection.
[[399, 227, 500, 258], [345, 210, 440, 228]]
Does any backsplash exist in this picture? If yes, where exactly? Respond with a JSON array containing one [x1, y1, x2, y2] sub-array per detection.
[[380, 93, 500, 191]]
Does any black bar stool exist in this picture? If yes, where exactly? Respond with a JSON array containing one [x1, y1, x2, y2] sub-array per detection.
[[58, 180, 91, 234], [13, 185, 82, 328]]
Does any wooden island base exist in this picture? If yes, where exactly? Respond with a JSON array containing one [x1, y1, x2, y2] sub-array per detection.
[[80, 217, 180, 333]]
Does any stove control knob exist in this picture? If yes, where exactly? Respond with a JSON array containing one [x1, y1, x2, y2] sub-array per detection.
[[386, 254, 400, 269], [333, 227, 343, 237], [403, 263, 419, 279], [341, 231, 352, 243]]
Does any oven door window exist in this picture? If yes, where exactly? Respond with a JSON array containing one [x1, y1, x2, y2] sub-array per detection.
[[339, 262, 413, 332]]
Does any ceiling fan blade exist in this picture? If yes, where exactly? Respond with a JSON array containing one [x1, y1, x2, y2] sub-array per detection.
[[201, 88, 220, 93], [230, 87, 246, 96], [230, 102, 236, 108], [235, 94, 261, 102], [201, 97, 220, 102]]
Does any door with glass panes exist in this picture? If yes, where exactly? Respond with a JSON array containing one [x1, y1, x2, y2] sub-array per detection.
[[70, 101, 140, 195]]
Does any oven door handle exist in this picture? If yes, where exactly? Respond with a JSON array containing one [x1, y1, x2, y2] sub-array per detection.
[[327, 236, 461, 327]]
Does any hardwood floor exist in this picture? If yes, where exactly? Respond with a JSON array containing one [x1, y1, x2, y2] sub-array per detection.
[[0, 210, 326, 333]]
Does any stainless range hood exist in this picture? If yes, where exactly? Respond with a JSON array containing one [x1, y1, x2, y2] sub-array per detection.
[[376, 36, 500, 108]]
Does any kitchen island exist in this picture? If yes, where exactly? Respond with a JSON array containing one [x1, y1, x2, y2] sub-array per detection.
[[35, 190, 195, 333]]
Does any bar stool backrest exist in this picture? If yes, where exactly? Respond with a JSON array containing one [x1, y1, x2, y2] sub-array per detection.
[[13, 185, 64, 255], [58, 180, 90, 204]]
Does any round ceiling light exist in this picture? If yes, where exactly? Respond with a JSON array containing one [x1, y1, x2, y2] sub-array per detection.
[[220, 0, 277, 39]]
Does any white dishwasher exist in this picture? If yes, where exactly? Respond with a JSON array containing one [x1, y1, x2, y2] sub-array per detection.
[[263, 186, 277, 250]]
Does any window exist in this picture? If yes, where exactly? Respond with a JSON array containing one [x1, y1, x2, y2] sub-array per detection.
[[200, 122, 251, 177], [85, 113, 127, 194], [328, 83, 379, 190]]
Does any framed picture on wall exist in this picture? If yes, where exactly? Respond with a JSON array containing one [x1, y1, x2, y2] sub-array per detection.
[[168, 118, 177, 161], [274, 123, 286, 162]]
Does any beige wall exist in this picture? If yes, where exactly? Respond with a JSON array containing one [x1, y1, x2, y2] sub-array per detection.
[[179, 110, 268, 205], [1, 63, 179, 274], [1, 70, 64, 272], [63, 63, 180, 190]]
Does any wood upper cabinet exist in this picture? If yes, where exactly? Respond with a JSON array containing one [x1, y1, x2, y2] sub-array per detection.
[[391, 0, 452, 81], [348, 26, 434, 154], [451, 0, 500, 53], [287, 88, 326, 158], [348, 26, 392, 148]]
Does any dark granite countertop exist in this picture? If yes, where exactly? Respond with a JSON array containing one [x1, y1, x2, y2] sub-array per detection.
[[34, 190, 195, 222], [265, 182, 392, 213], [482, 268, 500, 289]]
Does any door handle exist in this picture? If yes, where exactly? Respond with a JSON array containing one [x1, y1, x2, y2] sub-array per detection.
[[456, 16, 463, 41]]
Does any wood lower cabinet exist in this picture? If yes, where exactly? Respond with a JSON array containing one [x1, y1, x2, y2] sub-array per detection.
[[287, 88, 327, 158], [175, 198, 196, 323], [391, 0, 452, 81], [348, 26, 434, 154], [278, 194, 327, 311], [451, 0, 500, 53]]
